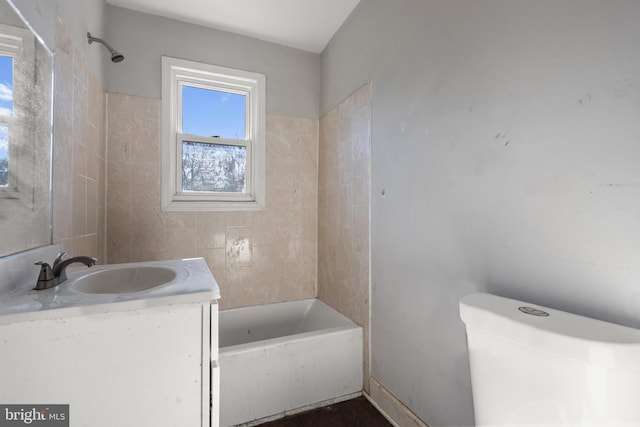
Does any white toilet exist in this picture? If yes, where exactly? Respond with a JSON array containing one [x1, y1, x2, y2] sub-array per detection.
[[460, 292, 640, 427]]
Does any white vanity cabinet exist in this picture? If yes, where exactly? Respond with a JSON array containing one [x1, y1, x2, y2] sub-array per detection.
[[0, 300, 219, 427]]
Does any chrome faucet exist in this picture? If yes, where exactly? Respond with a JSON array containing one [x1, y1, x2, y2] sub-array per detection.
[[34, 252, 97, 290]]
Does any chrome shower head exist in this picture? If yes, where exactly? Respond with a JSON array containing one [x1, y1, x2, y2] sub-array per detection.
[[87, 32, 124, 63]]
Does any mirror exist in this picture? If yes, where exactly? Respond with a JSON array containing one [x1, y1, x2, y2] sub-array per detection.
[[0, 0, 52, 257]]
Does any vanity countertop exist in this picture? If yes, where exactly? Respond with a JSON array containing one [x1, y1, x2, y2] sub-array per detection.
[[0, 257, 220, 325]]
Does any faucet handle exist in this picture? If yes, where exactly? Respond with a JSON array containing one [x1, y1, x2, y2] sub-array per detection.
[[53, 252, 67, 268]]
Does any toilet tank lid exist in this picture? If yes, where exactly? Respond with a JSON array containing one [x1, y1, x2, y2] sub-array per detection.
[[460, 293, 640, 368]]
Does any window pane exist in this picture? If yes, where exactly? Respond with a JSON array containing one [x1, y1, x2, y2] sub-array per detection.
[[182, 141, 246, 193], [182, 85, 245, 139], [0, 125, 7, 186], [0, 55, 13, 116]]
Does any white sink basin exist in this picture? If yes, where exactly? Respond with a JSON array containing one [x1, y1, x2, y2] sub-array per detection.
[[69, 266, 177, 294], [0, 258, 220, 324]]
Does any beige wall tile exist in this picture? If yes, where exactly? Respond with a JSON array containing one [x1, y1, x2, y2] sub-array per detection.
[[165, 227, 198, 260], [131, 205, 165, 251], [86, 178, 98, 235], [72, 139, 87, 178], [71, 174, 87, 237], [318, 82, 371, 392], [87, 72, 104, 130], [106, 228, 131, 264], [52, 167, 73, 242], [225, 226, 253, 268], [52, 21, 105, 263], [106, 94, 318, 309], [85, 123, 99, 181]]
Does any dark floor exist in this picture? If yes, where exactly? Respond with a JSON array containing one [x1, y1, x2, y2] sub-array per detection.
[[256, 397, 393, 427]]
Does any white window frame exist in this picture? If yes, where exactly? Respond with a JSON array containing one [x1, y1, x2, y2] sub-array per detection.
[[161, 56, 266, 211]]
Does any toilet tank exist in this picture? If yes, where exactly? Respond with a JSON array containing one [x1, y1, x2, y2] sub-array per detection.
[[460, 293, 640, 427]]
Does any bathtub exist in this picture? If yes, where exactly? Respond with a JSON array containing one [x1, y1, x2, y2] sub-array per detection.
[[219, 298, 363, 426]]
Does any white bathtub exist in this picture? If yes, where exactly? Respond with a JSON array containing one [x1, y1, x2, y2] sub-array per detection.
[[219, 298, 363, 427]]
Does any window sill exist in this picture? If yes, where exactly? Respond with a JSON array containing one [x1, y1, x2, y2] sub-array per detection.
[[161, 199, 265, 212]]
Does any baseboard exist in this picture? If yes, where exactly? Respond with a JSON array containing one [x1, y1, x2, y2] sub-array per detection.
[[366, 378, 430, 427], [363, 391, 401, 427]]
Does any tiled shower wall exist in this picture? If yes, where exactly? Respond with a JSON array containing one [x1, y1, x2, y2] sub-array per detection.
[[52, 19, 106, 262], [106, 93, 318, 309], [318, 83, 371, 391]]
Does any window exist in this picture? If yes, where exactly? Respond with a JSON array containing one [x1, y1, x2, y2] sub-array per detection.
[[0, 32, 17, 189], [161, 56, 266, 211], [0, 24, 33, 200]]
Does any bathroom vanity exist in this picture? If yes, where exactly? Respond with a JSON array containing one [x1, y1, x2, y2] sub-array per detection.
[[0, 250, 220, 427]]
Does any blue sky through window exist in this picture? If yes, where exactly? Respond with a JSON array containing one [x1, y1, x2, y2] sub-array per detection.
[[182, 85, 245, 139], [0, 55, 12, 167]]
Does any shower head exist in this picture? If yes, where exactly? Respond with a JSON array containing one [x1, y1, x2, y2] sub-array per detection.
[[87, 32, 124, 63]]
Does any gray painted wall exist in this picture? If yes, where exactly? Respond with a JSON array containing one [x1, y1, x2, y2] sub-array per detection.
[[11, 0, 106, 83], [322, 1, 640, 426], [12, 2, 320, 117], [105, 5, 320, 118]]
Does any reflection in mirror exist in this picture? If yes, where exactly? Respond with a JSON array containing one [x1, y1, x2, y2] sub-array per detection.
[[0, 0, 53, 257]]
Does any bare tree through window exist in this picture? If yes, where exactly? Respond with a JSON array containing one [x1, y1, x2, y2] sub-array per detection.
[[182, 141, 246, 193]]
